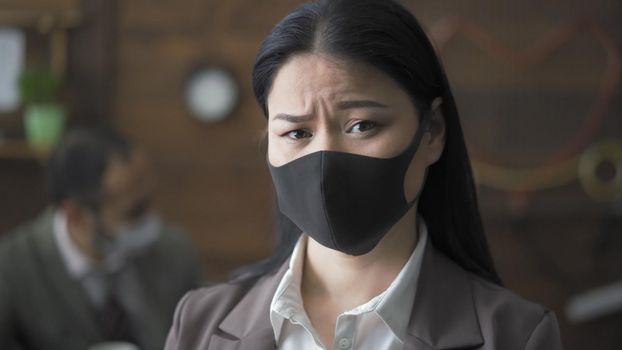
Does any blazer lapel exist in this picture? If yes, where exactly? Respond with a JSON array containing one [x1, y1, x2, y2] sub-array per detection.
[[404, 244, 484, 350], [30, 209, 102, 341], [208, 328, 276, 350], [209, 263, 289, 350]]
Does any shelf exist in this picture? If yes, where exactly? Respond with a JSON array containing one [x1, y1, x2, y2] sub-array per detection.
[[0, 9, 82, 30], [0, 139, 41, 160]]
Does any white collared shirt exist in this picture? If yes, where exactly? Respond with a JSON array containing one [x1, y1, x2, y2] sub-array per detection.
[[53, 209, 110, 307], [270, 219, 428, 350], [53, 209, 94, 279]]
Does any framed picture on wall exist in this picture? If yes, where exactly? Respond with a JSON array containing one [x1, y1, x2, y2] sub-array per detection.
[[0, 27, 25, 115]]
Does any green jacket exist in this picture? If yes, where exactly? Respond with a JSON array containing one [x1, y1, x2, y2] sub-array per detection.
[[0, 209, 203, 350]]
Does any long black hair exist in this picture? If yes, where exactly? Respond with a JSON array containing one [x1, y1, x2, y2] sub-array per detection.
[[239, 0, 501, 285]]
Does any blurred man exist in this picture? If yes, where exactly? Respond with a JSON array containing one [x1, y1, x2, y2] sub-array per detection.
[[0, 127, 203, 350]]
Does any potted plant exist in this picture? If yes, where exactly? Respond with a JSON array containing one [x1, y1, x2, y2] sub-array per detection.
[[19, 67, 66, 154]]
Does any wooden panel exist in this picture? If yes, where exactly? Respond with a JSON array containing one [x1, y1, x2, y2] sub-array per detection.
[[66, 0, 116, 122], [0, 159, 48, 234], [0, 0, 79, 12], [405, 1, 622, 349]]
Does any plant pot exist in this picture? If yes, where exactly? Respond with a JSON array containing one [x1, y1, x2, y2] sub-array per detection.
[[24, 103, 66, 154]]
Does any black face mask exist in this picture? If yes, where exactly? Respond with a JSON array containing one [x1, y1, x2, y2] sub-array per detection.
[[268, 113, 430, 256]]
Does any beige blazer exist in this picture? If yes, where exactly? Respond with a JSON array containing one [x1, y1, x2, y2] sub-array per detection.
[[165, 242, 563, 350]]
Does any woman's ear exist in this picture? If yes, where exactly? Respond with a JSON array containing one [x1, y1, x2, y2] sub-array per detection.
[[425, 97, 446, 165]]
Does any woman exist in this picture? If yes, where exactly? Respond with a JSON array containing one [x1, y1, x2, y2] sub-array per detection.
[[165, 0, 563, 349]]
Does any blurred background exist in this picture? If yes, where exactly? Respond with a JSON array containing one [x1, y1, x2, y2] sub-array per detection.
[[0, 0, 620, 349]]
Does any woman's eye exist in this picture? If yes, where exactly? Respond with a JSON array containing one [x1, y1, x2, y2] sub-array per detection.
[[349, 121, 377, 133], [286, 129, 312, 140]]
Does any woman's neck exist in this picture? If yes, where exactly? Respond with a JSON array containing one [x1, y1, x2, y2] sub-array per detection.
[[301, 205, 419, 312]]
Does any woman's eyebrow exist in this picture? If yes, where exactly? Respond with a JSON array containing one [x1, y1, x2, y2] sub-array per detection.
[[271, 100, 388, 122], [271, 113, 314, 123], [336, 100, 389, 110]]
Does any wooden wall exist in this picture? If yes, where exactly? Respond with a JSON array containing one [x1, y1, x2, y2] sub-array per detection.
[[409, 1, 622, 349]]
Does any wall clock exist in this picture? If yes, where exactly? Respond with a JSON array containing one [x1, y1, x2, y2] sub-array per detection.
[[185, 67, 238, 123]]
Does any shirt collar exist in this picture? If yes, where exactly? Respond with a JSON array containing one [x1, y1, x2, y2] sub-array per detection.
[[52, 208, 95, 279], [269, 216, 429, 344], [375, 217, 428, 341], [269, 232, 307, 343]]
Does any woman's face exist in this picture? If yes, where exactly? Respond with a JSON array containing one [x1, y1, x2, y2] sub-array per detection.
[[267, 53, 444, 201]]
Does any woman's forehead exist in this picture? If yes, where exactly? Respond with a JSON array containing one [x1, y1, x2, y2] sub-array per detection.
[[267, 53, 411, 115], [274, 54, 384, 90]]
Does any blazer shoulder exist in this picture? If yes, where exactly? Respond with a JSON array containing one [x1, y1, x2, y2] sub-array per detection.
[[468, 274, 562, 349], [470, 274, 546, 315], [0, 209, 53, 260], [181, 280, 253, 319], [0, 221, 39, 269], [165, 278, 258, 349]]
